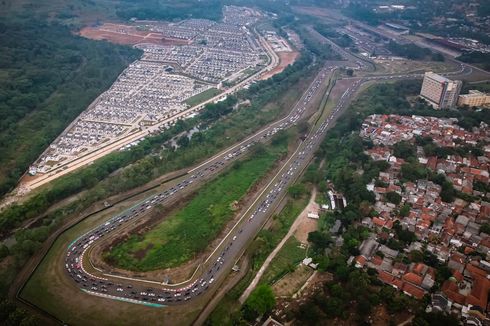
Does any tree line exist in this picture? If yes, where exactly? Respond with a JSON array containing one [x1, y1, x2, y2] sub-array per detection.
[[0, 20, 141, 197]]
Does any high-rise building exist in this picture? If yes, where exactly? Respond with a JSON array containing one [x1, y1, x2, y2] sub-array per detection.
[[419, 72, 462, 109], [458, 90, 490, 107]]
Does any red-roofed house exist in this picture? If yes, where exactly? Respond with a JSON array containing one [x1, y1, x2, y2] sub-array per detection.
[[354, 255, 367, 269], [403, 272, 423, 286], [402, 282, 425, 299]]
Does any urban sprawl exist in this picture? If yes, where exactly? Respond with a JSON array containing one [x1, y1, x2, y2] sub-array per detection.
[[353, 112, 489, 322]]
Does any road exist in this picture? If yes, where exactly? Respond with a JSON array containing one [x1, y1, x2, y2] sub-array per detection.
[[31, 19, 486, 314], [58, 48, 478, 307], [238, 188, 318, 304], [61, 65, 431, 307], [62, 64, 336, 306]]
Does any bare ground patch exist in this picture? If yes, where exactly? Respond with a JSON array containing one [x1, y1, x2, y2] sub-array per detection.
[[79, 23, 189, 46], [260, 51, 299, 80], [272, 264, 313, 297]]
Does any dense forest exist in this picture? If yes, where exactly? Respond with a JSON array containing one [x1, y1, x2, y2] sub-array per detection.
[[387, 41, 444, 61], [457, 52, 490, 71], [0, 20, 141, 197], [115, 0, 223, 21]]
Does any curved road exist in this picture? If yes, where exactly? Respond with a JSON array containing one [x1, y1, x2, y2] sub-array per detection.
[[60, 46, 476, 308], [63, 64, 335, 307]]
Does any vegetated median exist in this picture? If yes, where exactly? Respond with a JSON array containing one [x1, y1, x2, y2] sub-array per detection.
[[104, 134, 290, 271]]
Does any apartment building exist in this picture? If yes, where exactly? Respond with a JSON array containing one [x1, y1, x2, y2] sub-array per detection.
[[458, 90, 490, 107], [420, 72, 462, 109]]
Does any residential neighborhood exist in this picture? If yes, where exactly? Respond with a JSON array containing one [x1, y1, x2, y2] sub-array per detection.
[[353, 114, 490, 322]]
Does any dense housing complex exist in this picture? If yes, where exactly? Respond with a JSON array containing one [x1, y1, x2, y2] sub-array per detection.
[[356, 114, 490, 322], [29, 6, 267, 176]]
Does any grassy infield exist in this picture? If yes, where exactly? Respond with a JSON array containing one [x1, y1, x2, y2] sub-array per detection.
[[105, 142, 288, 271], [20, 134, 290, 325]]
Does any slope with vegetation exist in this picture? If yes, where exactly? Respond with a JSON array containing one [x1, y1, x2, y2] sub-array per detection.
[[0, 21, 141, 197]]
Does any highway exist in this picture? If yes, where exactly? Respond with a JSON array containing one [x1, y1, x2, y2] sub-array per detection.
[[61, 56, 476, 307], [60, 30, 478, 308], [63, 63, 337, 306]]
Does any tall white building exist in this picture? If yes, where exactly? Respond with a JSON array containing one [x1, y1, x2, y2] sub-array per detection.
[[420, 72, 462, 109]]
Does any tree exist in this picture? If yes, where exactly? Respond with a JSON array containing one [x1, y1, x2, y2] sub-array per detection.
[[307, 231, 332, 252], [401, 162, 428, 181], [481, 223, 490, 234], [288, 184, 306, 199], [176, 135, 190, 148], [243, 285, 276, 321], [409, 250, 424, 263], [399, 204, 411, 217], [393, 141, 417, 160], [386, 191, 402, 205], [0, 245, 9, 259], [412, 311, 459, 326], [415, 135, 433, 146], [436, 265, 452, 284], [295, 302, 323, 324]]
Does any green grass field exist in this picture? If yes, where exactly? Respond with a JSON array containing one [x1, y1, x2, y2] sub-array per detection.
[[260, 237, 306, 285], [185, 87, 222, 107], [105, 144, 288, 271]]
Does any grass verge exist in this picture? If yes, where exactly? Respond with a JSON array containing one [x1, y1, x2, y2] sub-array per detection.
[[185, 88, 222, 107], [260, 237, 306, 286]]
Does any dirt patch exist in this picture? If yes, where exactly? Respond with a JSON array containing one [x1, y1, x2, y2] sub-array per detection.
[[79, 23, 189, 46], [273, 264, 313, 297], [291, 189, 319, 244], [294, 210, 319, 244], [260, 51, 299, 80], [133, 243, 154, 260]]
